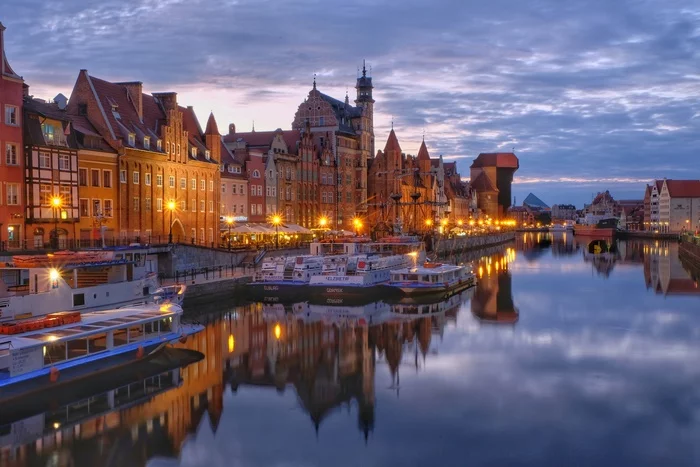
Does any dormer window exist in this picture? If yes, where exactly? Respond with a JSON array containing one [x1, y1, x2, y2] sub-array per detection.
[[143, 136, 150, 149], [205, 150, 210, 160], [191, 147, 197, 158], [228, 166, 234, 173], [156, 139, 162, 151], [220, 165, 225, 172], [128, 133, 135, 146]]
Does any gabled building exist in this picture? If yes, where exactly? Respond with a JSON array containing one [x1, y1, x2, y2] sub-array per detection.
[[469, 152, 519, 219], [66, 72, 220, 244], [658, 179, 700, 233], [219, 136, 248, 222], [0, 22, 25, 248]]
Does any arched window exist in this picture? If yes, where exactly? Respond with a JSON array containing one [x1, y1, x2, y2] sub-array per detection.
[[252, 170, 260, 178]]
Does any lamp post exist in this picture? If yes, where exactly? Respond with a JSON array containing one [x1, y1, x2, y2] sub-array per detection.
[[319, 216, 328, 240], [352, 217, 362, 236], [226, 216, 234, 250], [167, 200, 176, 244], [272, 215, 281, 250], [51, 196, 62, 249]]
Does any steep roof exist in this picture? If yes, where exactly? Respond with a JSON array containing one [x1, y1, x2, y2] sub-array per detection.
[[205, 112, 219, 135], [0, 22, 21, 80], [384, 129, 401, 153], [417, 140, 430, 161], [523, 193, 549, 209], [223, 129, 301, 154], [470, 152, 519, 169], [318, 92, 362, 135], [23, 98, 79, 148], [665, 180, 700, 198], [470, 171, 497, 192]]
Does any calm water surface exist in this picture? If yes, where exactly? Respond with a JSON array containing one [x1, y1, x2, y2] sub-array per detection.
[[3, 233, 700, 467]]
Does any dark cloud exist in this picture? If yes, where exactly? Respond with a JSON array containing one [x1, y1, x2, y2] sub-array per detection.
[[2, 0, 699, 205]]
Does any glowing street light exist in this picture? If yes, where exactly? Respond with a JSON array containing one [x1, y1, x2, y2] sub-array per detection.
[[352, 217, 363, 236], [274, 323, 282, 340], [225, 216, 234, 250], [271, 214, 282, 249], [319, 216, 328, 228], [51, 196, 62, 249], [166, 200, 176, 244]]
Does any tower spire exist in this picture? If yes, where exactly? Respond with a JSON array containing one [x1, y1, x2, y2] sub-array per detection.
[[362, 59, 367, 78], [313, 73, 316, 90]]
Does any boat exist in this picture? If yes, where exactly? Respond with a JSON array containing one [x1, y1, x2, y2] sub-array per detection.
[[0, 302, 203, 400], [573, 217, 619, 238], [385, 262, 476, 297], [0, 247, 170, 322]]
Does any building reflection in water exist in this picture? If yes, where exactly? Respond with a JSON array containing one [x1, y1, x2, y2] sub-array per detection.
[[643, 241, 700, 295], [0, 285, 477, 466], [471, 247, 519, 324]]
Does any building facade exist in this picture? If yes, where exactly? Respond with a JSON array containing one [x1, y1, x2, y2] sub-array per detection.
[[0, 23, 24, 249], [469, 152, 519, 219], [66, 72, 220, 244], [658, 179, 700, 233], [551, 204, 576, 221]]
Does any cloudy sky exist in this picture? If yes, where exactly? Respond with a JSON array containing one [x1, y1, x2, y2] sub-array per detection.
[[2, 0, 699, 206]]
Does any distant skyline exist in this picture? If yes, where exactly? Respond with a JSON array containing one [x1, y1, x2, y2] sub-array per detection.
[[3, 0, 699, 207]]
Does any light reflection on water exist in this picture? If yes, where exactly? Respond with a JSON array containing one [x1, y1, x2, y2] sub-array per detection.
[[2, 233, 700, 467]]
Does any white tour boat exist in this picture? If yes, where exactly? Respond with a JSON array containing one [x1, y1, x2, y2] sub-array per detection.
[[0, 302, 202, 400], [386, 262, 476, 296], [0, 248, 172, 322]]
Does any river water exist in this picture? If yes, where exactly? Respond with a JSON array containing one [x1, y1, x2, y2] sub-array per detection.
[[3, 233, 700, 467]]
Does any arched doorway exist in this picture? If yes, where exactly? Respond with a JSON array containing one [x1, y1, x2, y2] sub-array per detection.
[[33, 227, 45, 248], [171, 219, 185, 243]]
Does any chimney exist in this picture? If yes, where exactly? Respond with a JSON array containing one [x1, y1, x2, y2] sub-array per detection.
[[152, 92, 178, 113], [117, 81, 143, 122], [228, 123, 236, 135]]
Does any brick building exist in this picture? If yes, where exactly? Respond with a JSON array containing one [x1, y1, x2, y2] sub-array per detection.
[[469, 152, 519, 219], [65, 71, 220, 244], [0, 23, 24, 248]]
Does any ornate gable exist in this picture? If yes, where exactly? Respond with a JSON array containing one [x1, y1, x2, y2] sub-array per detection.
[[292, 89, 339, 129]]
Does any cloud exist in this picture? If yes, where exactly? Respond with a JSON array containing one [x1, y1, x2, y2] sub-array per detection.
[[2, 0, 699, 206]]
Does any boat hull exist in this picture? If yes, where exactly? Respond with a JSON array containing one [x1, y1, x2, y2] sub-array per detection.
[[388, 275, 477, 297], [573, 226, 617, 237]]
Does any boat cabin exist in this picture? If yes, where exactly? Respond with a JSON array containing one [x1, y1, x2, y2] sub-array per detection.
[[390, 264, 467, 284]]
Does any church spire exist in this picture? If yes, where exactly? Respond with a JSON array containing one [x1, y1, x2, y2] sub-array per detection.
[[313, 73, 316, 90]]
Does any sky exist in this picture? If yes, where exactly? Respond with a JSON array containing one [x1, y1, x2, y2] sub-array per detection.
[[2, 0, 700, 207]]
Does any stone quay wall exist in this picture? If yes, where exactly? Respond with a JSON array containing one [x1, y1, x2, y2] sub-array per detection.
[[433, 232, 515, 256], [679, 240, 700, 276], [158, 244, 250, 278]]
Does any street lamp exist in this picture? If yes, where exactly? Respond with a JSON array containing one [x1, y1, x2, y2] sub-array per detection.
[[425, 219, 433, 230], [166, 200, 176, 244], [51, 196, 62, 249], [352, 217, 362, 236], [319, 216, 328, 240], [271, 214, 282, 250], [225, 216, 234, 250]]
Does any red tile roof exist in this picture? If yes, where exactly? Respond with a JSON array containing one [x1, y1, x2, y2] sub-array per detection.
[[470, 152, 519, 169], [665, 180, 700, 198], [470, 171, 497, 192], [417, 140, 430, 161], [384, 129, 401, 153], [223, 129, 301, 154]]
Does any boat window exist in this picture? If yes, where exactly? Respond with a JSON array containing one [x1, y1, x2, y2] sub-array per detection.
[[407, 274, 419, 281], [44, 342, 67, 365], [129, 325, 144, 342], [422, 275, 430, 282], [160, 317, 172, 333], [67, 338, 88, 359], [144, 321, 158, 336], [125, 254, 133, 261], [89, 333, 108, 353], [73, 293, 85, 307], [113, 328, 128, 347]]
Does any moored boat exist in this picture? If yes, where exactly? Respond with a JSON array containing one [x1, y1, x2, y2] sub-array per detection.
[[385, 262, 476, 297], [573, 217, 619, 238], [0, 302, 203, 400]]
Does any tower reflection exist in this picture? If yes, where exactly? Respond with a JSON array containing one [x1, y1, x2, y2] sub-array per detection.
[[471, 248, 519, 324]]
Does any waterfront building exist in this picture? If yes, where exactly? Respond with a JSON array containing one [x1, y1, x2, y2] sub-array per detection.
[[658, 179, 700, 233], [523, 193, 550, 212], [22, 95, 80, 249], [443, 161, 477, 222], [507, 205, 534, 226], [469, 152, 519, 219], [291, 65, 375, 229], [244, 149, 266, 223], [643, 181, 663, 231], [66, 72, 220, 244], [219, 138, 248, 223], [618, 199, 644, 231], [0, 23, 25, 249], [582, 190, 621, 222], [552, 203, 576, 221]]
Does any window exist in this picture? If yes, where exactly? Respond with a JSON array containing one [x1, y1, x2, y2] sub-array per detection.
[[79, 199, 89, 217], [79, 168, 88, 186], [40, 152, 51, 169], [191, 178, 196, 190], [272, 187, 276, 197], [7, 183, 19, 205], [191, 147, 197, 158], [58, 154, 70, 170], [91, 169, 100, 187], [319, 116, 324, 126], [40, 184, 51, 205], [180, 178, 186, 189], [133, 171, 140, 185], [103, 170, 112, 188], [157, 139, 162, 151], [143, 137, 150, 150], [240, 204, 244, 214], [120, 170, 127, 183], [5, 105, 18, 125], [200, 200, 205, 212], [92, 199, 102, 216], [145, 173, 151, 186], [156, 174, 163, 187], [128, 133, 135, 146], [205, 150, 211, 160], [239, 184, 244, 193], [221, 183, 226, 193], [232, 204, 237, 213], [328, 192, 333, 203], [209, 180, 214, 192], [133, 197, 140, 212], [5, 143, 18, 165], [257, 186, 262, 196], [200, 228, 204, 243], [156, 198, 163, 212], [200, 179, 205, 191], [231, 184, 236, 194], [179, 200, 186, 210], [251, 185, 255, 196], [145, 198, 151, 211], [166, 142, 171, 155], [209, 200, 213, 212], [169, 176, 175, 188], [104, 199, 113, 217], [209, 228, 214, 242], [251, 204, 256, 215], [191, 199, 196, 212], [322, 192, 327, 203], [266, 186, 271, 197], [252, 170, 260, 178], [257, 203, 262, 214], [177, 144, 181, 156]]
